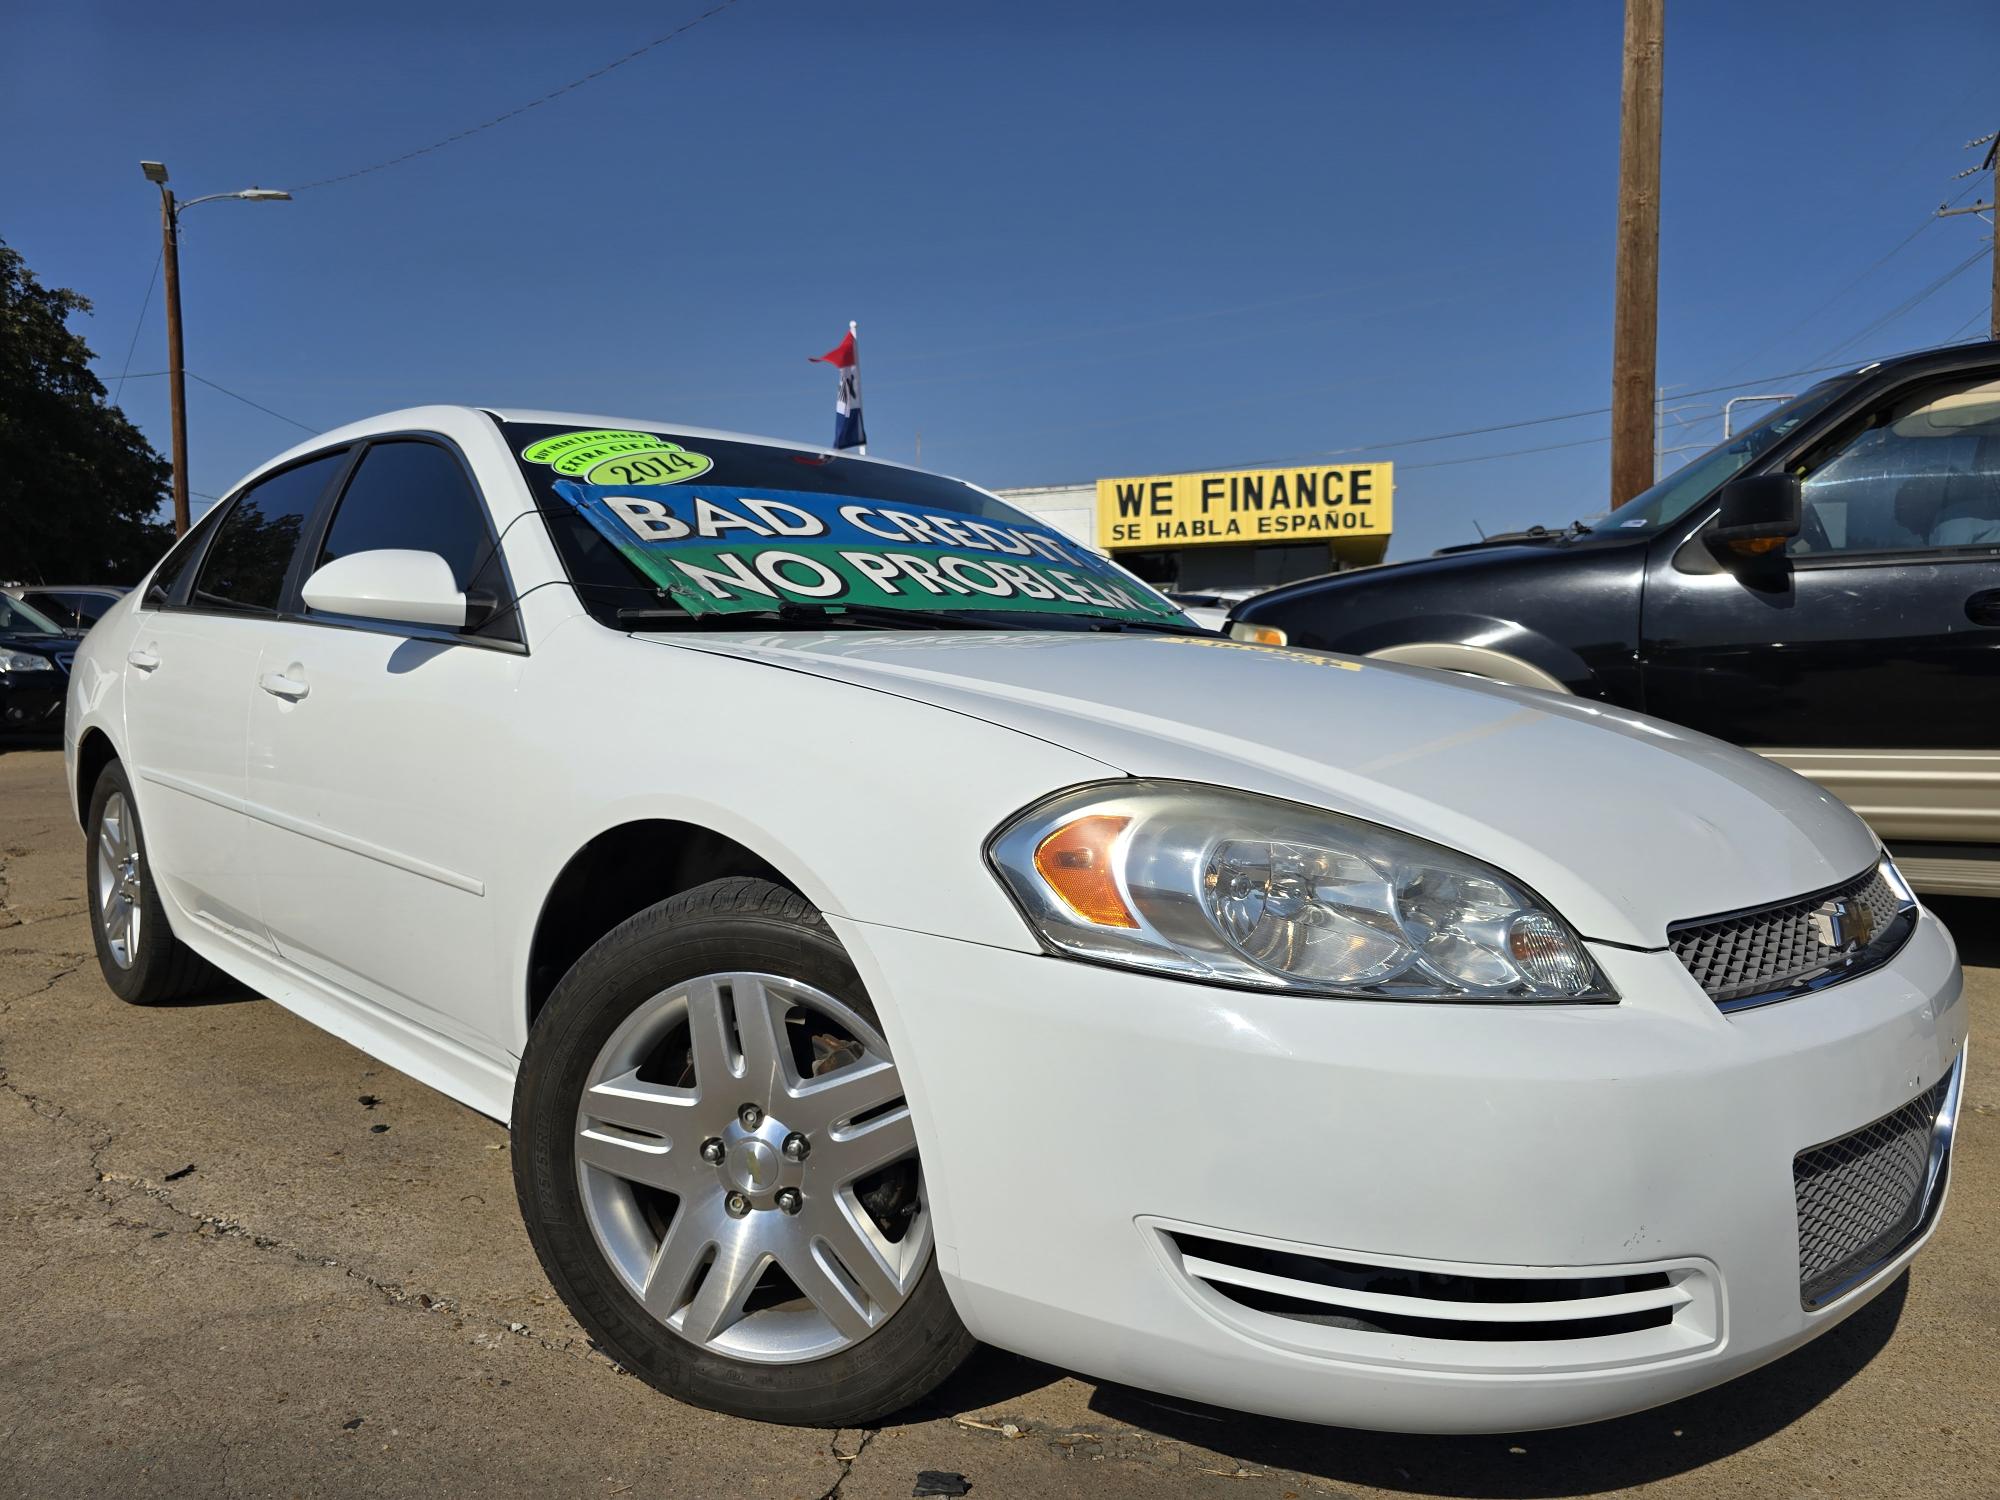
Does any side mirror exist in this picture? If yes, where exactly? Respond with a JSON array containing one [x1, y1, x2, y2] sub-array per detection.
[[1710, 473, 1801, 556], [301, 549, 467, 629]]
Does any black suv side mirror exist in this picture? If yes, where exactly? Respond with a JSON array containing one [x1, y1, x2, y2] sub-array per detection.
[[1710, 473, 1801, 556]]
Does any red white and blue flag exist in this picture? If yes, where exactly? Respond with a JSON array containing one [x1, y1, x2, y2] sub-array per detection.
[[810, 322, 867, 453]]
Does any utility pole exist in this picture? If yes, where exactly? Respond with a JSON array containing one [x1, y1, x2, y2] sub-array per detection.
[[148, 169, 192, 537], [140, 161, 291, 536], [1989, 132, 1998, 340], [1610, 0, 1664, 507], [1935, 131, 1997, 341]]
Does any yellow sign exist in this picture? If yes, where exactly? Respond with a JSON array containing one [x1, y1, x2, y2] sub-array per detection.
[[1095, 462, 1393, 551]]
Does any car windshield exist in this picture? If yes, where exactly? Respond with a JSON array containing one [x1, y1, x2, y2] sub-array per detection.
[[0, 592, 65, 635], [501, 421, 1194, 631], [1579, 378, 1856, 535]]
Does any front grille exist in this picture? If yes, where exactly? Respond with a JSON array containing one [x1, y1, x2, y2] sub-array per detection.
[[1669, 864, 1912, 1009], [1795, 1068, 1954, 1307], [49, 647, 76, 673]]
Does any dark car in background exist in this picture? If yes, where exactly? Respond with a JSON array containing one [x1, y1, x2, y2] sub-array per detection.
[[1230, 340, 2000, 896], [2, 584, 129, 634], [0, 592, 77, 736]]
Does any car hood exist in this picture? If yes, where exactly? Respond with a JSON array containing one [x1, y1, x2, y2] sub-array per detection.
[[647, 629, 1879, 948]]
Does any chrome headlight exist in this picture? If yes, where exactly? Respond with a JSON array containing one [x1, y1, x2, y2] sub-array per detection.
[[1, 651, 55, 672], [988, 781, 1613, 1002]]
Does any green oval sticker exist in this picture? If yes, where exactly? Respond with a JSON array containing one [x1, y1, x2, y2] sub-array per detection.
[[520, 429, 712, 485]]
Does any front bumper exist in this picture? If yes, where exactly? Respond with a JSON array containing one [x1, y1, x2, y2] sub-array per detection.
[[831, 908, 1967, 1433]]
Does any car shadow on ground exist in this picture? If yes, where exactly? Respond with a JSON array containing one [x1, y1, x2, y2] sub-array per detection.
[[153, 972, 265, 1007], [1062, 1272, 1910, 1496]]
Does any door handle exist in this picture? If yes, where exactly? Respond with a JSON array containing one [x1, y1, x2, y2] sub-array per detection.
[[1968, 589, 2000, 627], [259, 671, 309, 702], [126, 649, 160, 673]]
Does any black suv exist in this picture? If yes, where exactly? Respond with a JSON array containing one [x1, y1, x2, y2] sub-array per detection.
[[1230, 340, 2000, 897]]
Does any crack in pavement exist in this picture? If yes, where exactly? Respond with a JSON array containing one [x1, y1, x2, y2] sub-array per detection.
[[0, 1063, 75, 1122], [0, 956, 88, 1009], [817, 1426, 880, 1500], [0, 1064, 611, 1379]]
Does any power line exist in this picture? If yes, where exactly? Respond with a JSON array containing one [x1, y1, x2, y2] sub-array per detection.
[[1310, 359, 1869, 460], [185, 372, 318, 434], [1400, 434, 1612, 471], [1945, 304, 1991, 342], [289, 0, 747, 191], [1708, 218, 1934, 384], [111, 246, 164, 406], [1806, 245, 1993, 366], [1710, 135, 1994, 384]]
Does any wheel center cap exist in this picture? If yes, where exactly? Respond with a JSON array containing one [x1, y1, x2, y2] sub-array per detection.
[[725, 1137, 780, 1195]]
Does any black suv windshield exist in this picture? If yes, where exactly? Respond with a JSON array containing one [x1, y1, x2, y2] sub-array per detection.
[[500, 421, 1192, 632], [1580, 378, 1855, 536]]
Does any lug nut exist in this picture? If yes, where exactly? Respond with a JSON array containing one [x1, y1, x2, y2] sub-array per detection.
[[725, 1191, 750, 1218], [699, 1137, 725, 1164], [781, 1132, 810, 1162], [738, 1103, 764, 1130], [775, 1188, 802, 1215]]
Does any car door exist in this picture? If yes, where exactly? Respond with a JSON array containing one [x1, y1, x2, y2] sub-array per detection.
[[1641, 366, 2000, 849], [245, 436, 526, 1061], [122, 451, 350, 948]]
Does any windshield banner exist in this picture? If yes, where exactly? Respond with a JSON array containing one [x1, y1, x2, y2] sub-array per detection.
[[552, 481, 1185, 623]]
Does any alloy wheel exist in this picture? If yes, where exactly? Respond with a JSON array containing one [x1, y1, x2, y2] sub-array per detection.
[[95, 792, 143, 970], [574, 972, 927, 1363]]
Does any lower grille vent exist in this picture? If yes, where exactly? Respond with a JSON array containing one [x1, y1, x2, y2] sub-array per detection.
[[1795, 1061, 1959, 1308], [1149, 1221, 1720, 1372], [1168, 1231, 1675, 1342]]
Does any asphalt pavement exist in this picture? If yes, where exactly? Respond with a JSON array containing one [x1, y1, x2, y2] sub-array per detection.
[[1, 745, 1993, 1499]]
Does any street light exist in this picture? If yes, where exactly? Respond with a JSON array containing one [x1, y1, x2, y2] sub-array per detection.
[[139, 160, 292, 535]]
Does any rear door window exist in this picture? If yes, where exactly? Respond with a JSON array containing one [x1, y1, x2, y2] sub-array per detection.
[[190, 453, 347, 614]]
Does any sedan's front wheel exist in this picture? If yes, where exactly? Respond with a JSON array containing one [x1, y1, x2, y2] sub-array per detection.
[[512, 877, 975, 1425]]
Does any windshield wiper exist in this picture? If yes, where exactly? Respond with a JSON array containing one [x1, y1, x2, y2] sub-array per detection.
[[1076, 615, 1210, 635]]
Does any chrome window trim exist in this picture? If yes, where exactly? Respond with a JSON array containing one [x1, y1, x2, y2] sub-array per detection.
[[277, 608, 529, 658]]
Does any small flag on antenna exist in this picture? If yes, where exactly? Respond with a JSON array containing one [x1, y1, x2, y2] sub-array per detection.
[[810, 322, 867, 453]]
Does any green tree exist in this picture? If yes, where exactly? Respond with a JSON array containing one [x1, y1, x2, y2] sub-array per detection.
[[0, 237, 174, 582]]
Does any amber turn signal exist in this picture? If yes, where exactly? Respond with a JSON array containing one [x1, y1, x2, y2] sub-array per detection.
[[1229, 623, 1288, 647], [1033, 815, 1137, 928]]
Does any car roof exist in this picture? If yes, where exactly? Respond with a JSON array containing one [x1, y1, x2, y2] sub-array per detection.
[[229, 405, 964, 505], [1849, 338, 2000, 381]]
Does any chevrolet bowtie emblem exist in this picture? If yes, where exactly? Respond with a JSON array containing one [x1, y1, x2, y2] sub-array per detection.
[[1809, 897, 1873, 952]]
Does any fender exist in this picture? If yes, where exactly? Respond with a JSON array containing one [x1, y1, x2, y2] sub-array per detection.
[[1364, 641, 1572, 693], [1325, 612, 1598, 695]]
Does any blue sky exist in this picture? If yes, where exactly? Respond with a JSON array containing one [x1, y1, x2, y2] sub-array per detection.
[[4, 0, 1995, 558]]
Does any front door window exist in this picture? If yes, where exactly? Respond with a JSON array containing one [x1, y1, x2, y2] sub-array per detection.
[[1791, 376, 2000, 558]]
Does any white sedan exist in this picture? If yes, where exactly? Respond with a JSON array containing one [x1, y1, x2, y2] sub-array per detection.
[[66, 408, 1966, 1433]]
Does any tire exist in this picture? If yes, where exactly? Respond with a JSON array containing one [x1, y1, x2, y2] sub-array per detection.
[[512, 876, 976, 1425], [84, 760, 221, 1005]]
